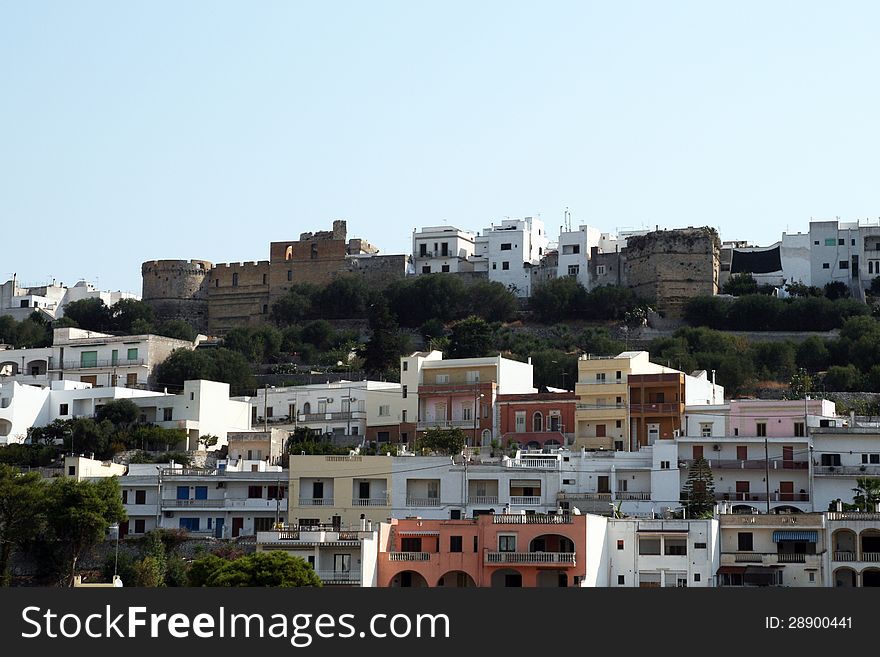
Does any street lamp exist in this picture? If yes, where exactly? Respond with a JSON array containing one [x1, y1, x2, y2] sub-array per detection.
[[109, 522, 120, 579], [473, 386, 485, 448]]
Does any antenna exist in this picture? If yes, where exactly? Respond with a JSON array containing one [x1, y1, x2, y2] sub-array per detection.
[[564, 206, 572, 232]]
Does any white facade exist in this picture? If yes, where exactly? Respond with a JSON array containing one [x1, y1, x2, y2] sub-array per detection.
[[812, 427, 880, 509], [780, 231, 812, 285], [412, 226, 476, 275], [0, 277, 139, 321], [555, 225, 600, 289], [808, 219, 880, 292], [471, 217, 549, 297]]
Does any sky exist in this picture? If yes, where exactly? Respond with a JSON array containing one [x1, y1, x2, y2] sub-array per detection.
[[3, 1, 880, 294]]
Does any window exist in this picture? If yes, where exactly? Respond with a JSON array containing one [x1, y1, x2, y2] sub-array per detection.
[[441, 265, 450, 273], [638, 538, 661, 555], [822, 453, 841, 466], [436, 374, 449, 384], [419, 243, 427, 256], [466, 371, 480, 383], [694, 573, 701, 582], [135, 490, 146, 504], [287, 269, 293, 281], [563, 478, 575, 485], [267, 486, 286, 500], [756, 422, 767, 437], [862, 454, 880, 464], [163, 408, 173, 421], [615, 420, 622, 428], [515, 411, 526, 431], [176, 486, 189, 500], [617, 540, 624, 550], [617, 575, 625, 585], [334, 553, 351, 573], [80, 351, 98, 368], [450, 536, 463, 552], [401, 537, 422, 552], [852, 238, 856, 246], [422, 265, 431, 273], [402, 385, 407, 399], [127, 348, 138, 361], [68, 466, 76, 476], [840, 260, 849, 270], [232, 273, 239, 286], [401, 410, 407, 422], [809, 572, 815, 582], [402, 361, 408, 371], [660, 461, 670, 469], [738, 532, 753, 551], [463, 406, 472, 421], [794, 422, 805, 437], [700, 423, 712, 437], [692, 446, 704, 460], [822, 263, 830, 269], [262, 304, 268, 314], [567, 265, 580, 276], [134, 519, 145, 534], [121, 490, 128, 504], [378, 405, 390, 417], [596, 265, 606, 275], [179, 518, 200, 532], [500, 243, 512, 251], [814, 240, 819, 245], [502, 261, 510, 270], [694, 542, 707, 549], [838, 238, 845, 246], [498, 535, 516, 552], [262, 273, 267, 285], [664, 538, 687, 555], [126, 373, 137, 387], [248, 485, 263, 499], [59, 403, 69, 415], [736, 445, 748, 460], [492, 262, 496, 270]]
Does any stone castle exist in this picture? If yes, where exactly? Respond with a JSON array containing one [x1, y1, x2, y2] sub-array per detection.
[[142, 221, 410, 334]]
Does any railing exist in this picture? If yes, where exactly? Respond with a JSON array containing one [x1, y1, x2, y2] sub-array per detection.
[[56, 358, 144, 370], [160, 468, 217, 476], [351, 498, 388, 506], [506, 458, 559, 470], [614, 491, 651, 501], [863, 552, 880, 562], [416, 420, 476, 430], [576, 403, 626, 410], [277, 530, 300, 540], [509, 496, 542, 505], [388, 552, 432, 562], [684, 459, 809, 470], [734, 553, 764, 563], [468, 495, 499, 504], [298, 498, 333, 506], [486, 552, 576, 565], [833, 551, 855, 562], [299, 411, 364, 422], [629, 403, 682, 414], [164, 498, 287, 509], [325, 455, 362, 462], [314, 570, 361, 584], [776, 553, 807, 563], [164, 499, 221, 508], [493, 514, 572, 524], [558, 492, 611, 502], [715, 492, 810, 502], [828, 512, 880, 521], [575, 379, 625, 386], [815, 465, 880, 476], [406, 497, 441, 507]]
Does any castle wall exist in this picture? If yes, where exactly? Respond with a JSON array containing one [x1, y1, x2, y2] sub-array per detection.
[[141, 260, 212, 331], [207, 261, 270, 334]]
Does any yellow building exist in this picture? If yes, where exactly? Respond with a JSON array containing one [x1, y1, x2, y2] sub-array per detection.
[[288, 454, 393, 529]]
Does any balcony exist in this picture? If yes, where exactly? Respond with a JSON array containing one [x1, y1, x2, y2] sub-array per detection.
[[509, 496, 542, 506], [684, 459, 809, 470], [298, 411, 364, 422], [314, 570, 361, 585], [558, 492, 611, 502], [468, 495, 499, 505], [833, 551, 856, 562], [614, 491, 651, 501], [388, 552, 432, 562], [416, 419, 477, 430], [506, 458, 560, 470], [715, 492, 810, 503], [728, 552, 820, 566], [629, 403, 683, 415], [405, 497, 441, 507], [351, 497, 388, 506], [815, 465, 880, 476], [485, 552, 576, 565], [163, 498, 287, 510], [297, 498, 334, 506], [576, 403, 627, 411], [55, 358, 145, 370], [493, 514, 572, 524]]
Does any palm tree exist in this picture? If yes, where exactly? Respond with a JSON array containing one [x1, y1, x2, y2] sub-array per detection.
[[852, 477, 880, 512]]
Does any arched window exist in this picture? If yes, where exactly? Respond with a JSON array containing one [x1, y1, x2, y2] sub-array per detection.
[[532, 412, 543, 432], [302, 402, 311, 415]]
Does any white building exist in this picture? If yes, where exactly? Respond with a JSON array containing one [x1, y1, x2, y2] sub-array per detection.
[[0, 277, 139, 323], [583, 515, 719, 587], [412, 226, 477, 275], [811, 424, 880, 510], [808, 219, 880, 294], [256, 524, 379, 587], [554, 225, 601, 289], [471, 217, 549, 297], [0, 378, 250, 448]]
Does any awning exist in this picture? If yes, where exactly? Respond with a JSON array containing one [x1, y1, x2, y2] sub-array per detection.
[[772, 530, 818, 542], [718, 566, 746, 575], [510, 479, 541, 487]]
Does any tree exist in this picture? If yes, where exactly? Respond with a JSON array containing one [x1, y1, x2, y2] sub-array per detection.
[[39, 477, 127, 585], [529, 277, 587, 323], [0, 465, 45, 585], [154, 348, 255, 396], [464, 281, 518, 322], [363, 298, 408, 377], [271, 284, 318, 325], [824, 281, 851, 300], [786, 369, 814, 400], [681, 458, 715, 518], [824, 364, 863, 392], [62, 298, 113, 332], [448, 316, 496, 358], [583, 285, 641, 320], [111, 299, 156, 334], [95, 399, 140, 427], [852, 477, 880, 512], [386, 276, 467, 327], [155, 319, 197, 342], [683, 296, 729, 329], [315, 276, 371, 319], [194, 551, 322, 587], [722, 272, 759, 296], [416, 427, 467, 456]]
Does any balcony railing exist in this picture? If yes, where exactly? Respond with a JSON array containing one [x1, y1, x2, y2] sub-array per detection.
[[733, 553, 764, 563], [576, 403, 626, 411], [506, 458, 559, 470], [313, 570, 361, 584], [715, 492, 810, 502], [815, 465, 880, 476], [776, 553, 807, 563], [732, 552, 816, 565], [558, 492, 611, 502], [163, 499, 221, 508], [493, 514, 572, 524], [684, 459, 809, 470], [509, 496, 542, 505], [864, 552, 880, 562], [468, 495, 499, 505], [486, 552, 576, 565], [298, 498, 333, 506], [388, 552, 432, 562], [164, 498, 287, 509], [614, 491, 651, 501], [55, 358, 145, 370], [827, 512, 880, 521], [405, 497, 441, 507], [416, 420, 477, 430], [298, 411, 365, 422], [629, 403, 682, 414], [351, 497, 388, 506], [833, 551, 855, 562]]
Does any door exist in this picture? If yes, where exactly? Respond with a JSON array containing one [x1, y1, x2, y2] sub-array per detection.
[[735, 481, 750, 501], [780, 481, 794, 502], [359, 482, 370, 500], [334, 554, 351, 574], [596, 424, 606, 438], [692, 446, 703, 460], [598, 476, 610, 494], [231, 517, 244, 538], [737, 446, 748, 461], [647, 423, 660, 445], [215, 518, 225, 539], [783, 446, 794, 468], [313, 482, 324, 500]]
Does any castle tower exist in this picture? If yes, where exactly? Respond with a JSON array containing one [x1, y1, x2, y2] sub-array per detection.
[[141, 259, 213, 332]]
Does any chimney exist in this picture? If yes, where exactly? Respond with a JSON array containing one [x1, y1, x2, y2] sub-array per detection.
[[836, 500, 843, 513], [367, 520, 373, 532]]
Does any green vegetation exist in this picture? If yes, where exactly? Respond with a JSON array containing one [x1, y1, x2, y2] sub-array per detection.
[[684, 293, 868, 331], [188, 551, 322, 587], [415, 427, 468, 455], [681, 457, 716, 518]]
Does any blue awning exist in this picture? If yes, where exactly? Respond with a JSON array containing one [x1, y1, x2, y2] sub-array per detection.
[[772, 530, 817, 542]]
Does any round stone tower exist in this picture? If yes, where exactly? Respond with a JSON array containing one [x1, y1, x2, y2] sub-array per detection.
[[141, 259, 213, 333]]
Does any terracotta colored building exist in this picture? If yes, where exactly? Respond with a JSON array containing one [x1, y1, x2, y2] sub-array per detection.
[[496, 391, 576, 448], [378, 513, 587, 587], [628, 372, 686, 448]]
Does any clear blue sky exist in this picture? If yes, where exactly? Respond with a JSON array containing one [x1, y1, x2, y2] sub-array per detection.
[[3, 1, 880, 294]]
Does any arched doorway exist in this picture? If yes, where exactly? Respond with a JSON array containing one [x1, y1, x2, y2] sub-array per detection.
[[490, 568, 522, 587], [302, 401, 311, 415], [862, 568, 880, 587], [834, 568, 857, 588], [532, 412, 543, 432], [832, 529, 856, 560], [529, 534, 576, 555], [860, 530, 880, 561], [436, 571, 476, 588], [0, 419, 11, 437], [388, 570, 429, 588]]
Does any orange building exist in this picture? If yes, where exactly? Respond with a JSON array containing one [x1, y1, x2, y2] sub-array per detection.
[[496, 391, 576, 449], [378, 513, 586, 587], [628, 372, 686, 448]]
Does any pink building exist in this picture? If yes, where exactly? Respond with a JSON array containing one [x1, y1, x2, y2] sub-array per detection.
[[378, 513, 586, 587], [496, 391, 576, 448], [727, 399, 837, 439]]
